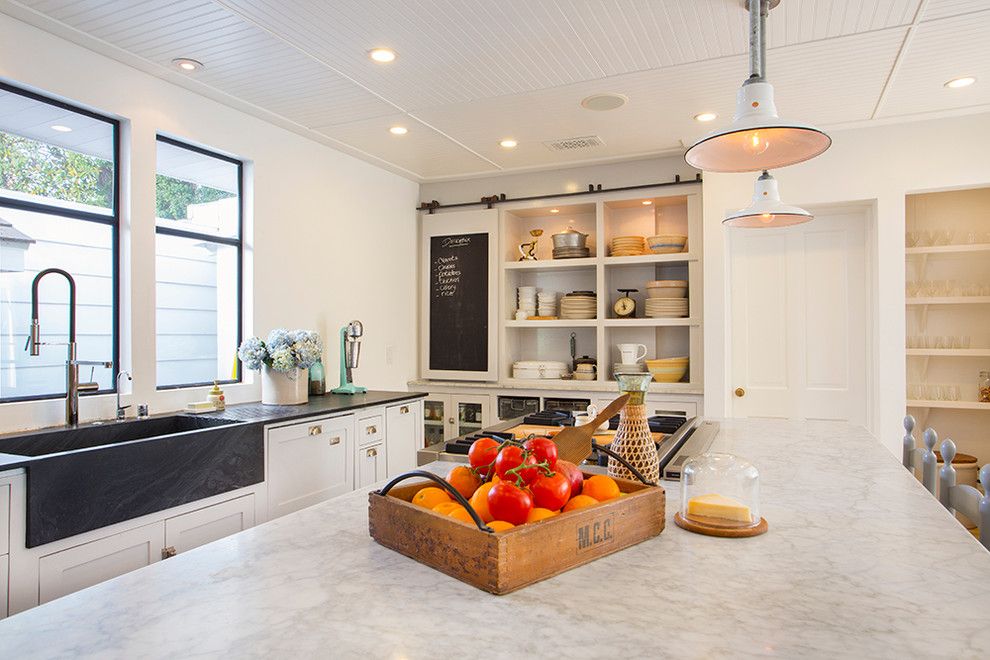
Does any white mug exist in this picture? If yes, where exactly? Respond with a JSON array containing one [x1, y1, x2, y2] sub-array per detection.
[[617, 343, 647, 364]]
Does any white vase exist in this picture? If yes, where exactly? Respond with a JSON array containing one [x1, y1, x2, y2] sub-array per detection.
[[261, 366, 309, 405]]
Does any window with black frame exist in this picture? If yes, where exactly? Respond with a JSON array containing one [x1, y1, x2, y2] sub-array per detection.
[[0, 82, 119, 402], [154, 136, 242, 389]]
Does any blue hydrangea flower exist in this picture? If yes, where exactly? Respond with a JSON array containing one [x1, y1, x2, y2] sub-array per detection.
[[237, 336, 268, 371], [266, 328, 292, 351], [269, 347, 297, 373]]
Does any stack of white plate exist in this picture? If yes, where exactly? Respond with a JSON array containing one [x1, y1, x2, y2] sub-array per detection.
[[517, 286, 537, 318], [610, 236, 645, 256], [559, 291, 596, 319], [645, 298, 689, 318], [613, 362, 647, 377], [537, 291, 557, 317]]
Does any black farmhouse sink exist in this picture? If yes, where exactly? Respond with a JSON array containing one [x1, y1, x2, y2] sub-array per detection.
[[0, 415, 263, 548]]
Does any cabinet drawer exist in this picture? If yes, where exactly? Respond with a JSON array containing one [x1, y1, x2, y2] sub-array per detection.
[[0, 483, 9, 556], [358, 415, 383, 447], [39, 521, 164, 604], [164, 494, 255, 556], [357, 442, 386, 489]]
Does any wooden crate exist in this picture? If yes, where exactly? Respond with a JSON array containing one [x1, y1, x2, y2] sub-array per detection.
[[368, 473, 665, 594]]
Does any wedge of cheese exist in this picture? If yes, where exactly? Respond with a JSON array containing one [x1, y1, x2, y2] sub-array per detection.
[[686, 493, 752, 523]]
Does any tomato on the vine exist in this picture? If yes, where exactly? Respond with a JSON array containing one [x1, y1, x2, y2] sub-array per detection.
[[495, 446, 541, 485], [468, 438, 500, 479], [523, 436, 558, 471], [530, 471, 571, 511], [487, 482, 533, 525]]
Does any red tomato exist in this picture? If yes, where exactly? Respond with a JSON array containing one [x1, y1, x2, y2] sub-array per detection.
[[487, 482, 533, 525], [555, 459, 584, 497], [468, 438, 500, 479], [523, 436, 558, 471], [530, 471, 570, 511], [495, 446, 540, 485]]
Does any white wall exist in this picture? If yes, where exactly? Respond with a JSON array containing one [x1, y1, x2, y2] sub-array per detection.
[[422, 111, 990, 457], [0, 14, 419, 433]]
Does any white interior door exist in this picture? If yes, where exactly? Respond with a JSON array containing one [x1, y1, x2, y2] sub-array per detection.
[[730, 209, 869, 424]]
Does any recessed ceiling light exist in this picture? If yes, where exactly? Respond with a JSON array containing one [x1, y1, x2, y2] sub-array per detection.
[[369, 48, 397, 63], [50, 125, 72, 133], [694, 112, 718, 122], [944, 76, 976, 89], [499, 138, 517, 148], [549, 208, 560, 214], [389, 126, 408, 135], [580, 93, 627, 111], [642, 200, 653, 205], [172, 58, 203, 72]]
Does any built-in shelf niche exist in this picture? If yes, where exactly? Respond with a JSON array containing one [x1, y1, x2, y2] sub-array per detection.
[[502, 202, 596, 263]]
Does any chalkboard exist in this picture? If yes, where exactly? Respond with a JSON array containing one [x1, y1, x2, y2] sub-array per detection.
[[429, 232, 488, 372]]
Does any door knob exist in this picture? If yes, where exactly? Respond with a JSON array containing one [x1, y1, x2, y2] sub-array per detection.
[[734, 387, 746, 397]]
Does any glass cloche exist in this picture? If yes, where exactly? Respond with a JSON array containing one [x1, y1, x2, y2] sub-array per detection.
[[675, 453, 766, 536]]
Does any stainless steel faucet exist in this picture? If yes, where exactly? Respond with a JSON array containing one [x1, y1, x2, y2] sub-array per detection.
[[26, 268, 112, 426], [116, 371, 132, 420]]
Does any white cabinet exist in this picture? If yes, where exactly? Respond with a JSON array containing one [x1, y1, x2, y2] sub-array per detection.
[[267, 415, 354, 518], [386, 400, 423, 477], [421, 394, 490, 444], [357, 413, 383, 447], [164, 494, 255, 556], [0, 482, 9, 556], [38, 521, 164, 605], [1, 554, 8, 619], [357, 442, 387, 488]]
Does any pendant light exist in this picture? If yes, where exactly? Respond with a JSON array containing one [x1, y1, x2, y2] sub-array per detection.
[[685, 0, 831, 172], [723, 171, 812, 228]]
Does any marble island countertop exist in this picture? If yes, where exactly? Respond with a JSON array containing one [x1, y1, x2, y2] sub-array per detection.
[[1, 419, 988, 658]]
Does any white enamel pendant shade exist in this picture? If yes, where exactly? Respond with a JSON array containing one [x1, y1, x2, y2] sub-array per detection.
[[723, 171, 813, 228]]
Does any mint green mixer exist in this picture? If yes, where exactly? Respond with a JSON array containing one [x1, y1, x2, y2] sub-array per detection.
[[332, 320, 367, 395]]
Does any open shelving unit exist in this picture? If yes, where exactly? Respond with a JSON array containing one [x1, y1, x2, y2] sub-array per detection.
[[905, 187, 990, 464], [497, 184, 703, 394]]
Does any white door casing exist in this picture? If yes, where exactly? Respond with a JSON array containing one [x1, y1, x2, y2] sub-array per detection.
[[730, 209, 869, 424]]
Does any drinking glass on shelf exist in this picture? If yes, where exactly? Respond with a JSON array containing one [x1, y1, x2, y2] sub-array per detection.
[[933, 336, 946, 349], [960, 336, 971, 349], [918, 230, 934, 247], [924, 280, 940, 297], [946, 280, 959, 296], [925, 384, 941, 400], [965, 230, 979, 245], [947, 385, 961, 401], [906, 281, 920, 297], [933, 229, 952, 246], [906, 231, 920, 247], [908, 384, 924, 400]]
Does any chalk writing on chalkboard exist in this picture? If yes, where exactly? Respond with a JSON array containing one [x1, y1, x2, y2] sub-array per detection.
[[429, 233, 488, 372]]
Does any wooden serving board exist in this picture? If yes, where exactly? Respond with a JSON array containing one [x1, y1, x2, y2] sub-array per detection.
[[369, 473, 665, 595], [673, 512, 768, 538]]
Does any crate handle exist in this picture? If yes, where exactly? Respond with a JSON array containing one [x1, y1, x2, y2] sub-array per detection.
[[590, 441, 657, 486], [375, 470, 494, 533]]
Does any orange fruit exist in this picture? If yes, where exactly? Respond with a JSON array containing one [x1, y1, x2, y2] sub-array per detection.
[[563, 494, 599, 512], [583, 475, 621, 502], [491, 474, 501, 484], [447, 506, 474, 524], [412, 487, 451, 509], [526, 507, 558, 523], [469, 482, 496, 522], [446, 465, 482, 499], [432, 501, 460, 515], [488, 520, 515, 532]]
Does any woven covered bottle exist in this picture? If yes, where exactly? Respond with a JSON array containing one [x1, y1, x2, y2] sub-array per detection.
[[608, 373, 660, 483]]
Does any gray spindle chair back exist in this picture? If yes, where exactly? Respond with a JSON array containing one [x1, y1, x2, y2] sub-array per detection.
[[901, 416, 937, 494], [938, 438, 990, 552]]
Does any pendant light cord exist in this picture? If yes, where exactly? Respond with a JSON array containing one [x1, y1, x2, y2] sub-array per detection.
[[747, 0, 768, 83]]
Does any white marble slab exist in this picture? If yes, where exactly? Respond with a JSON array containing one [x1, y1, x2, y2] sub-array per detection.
[[1, 419, 987, 658]]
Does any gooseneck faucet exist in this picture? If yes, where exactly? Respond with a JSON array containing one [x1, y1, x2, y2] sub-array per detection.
[[26, 268, 112, 426], [116, 371, 132, 420]]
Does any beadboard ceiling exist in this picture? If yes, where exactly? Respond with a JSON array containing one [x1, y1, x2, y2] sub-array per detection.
[[2, 0, 988, 181]]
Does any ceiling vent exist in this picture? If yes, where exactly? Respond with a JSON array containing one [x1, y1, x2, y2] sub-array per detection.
[[543, 135, 605, 152]]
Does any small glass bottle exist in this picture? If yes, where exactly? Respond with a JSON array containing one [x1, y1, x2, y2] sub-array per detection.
[[979, 370, 990, 403], [309, 359, 326, 396]]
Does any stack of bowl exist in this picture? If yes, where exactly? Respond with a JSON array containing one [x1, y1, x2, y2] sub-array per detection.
[[646, 280, 687, 298], [645, 280, 688, 317], [537, 291, 557, 317], [551, 229, 590, 259], [559, 291, 596, 319], [609, 236, 645, 256], [645, 357, 689, 383], [516, 286, 537, 319], [647, 234, 687, 254]]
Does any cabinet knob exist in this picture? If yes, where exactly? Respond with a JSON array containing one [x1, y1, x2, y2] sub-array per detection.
[[161, 546, 177, 559], [309, 425, 323, 436], [328, 436, 341, 445], [734, 387, 746, 398], [448, 417, 455, 424], [366, 425, 377, 435], [367, 448, 377, 457], [399, 406, 409, 414]]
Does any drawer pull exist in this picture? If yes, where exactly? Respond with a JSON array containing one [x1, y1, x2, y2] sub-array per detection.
[[366, 425, 377, 435], [161, 546, 177, 560], [399, 406, 409, 414], [328, 436, 341, 446], [309, 425, 322, 436], [367, 448, 378, 457]]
